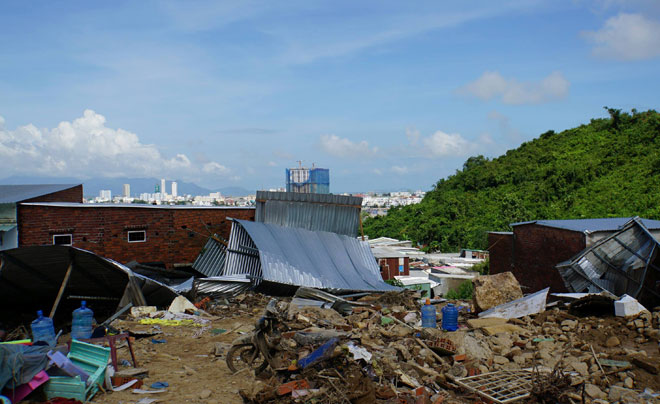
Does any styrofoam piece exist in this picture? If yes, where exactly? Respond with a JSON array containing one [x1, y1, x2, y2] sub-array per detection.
[[614, 294, 648, 317], [167, 296, 198, 313]]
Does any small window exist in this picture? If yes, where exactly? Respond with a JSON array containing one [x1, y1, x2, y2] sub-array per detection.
[[128, 230, 146, 243], [53, 234, 72, 246]]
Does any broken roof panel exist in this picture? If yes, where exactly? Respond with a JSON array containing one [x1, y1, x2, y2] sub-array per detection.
[[192, 237, 227, 277], [223, 219, 398, 294], [255, 190, 362, 237], [556, 217, 660, 307], [511, 217, 660, 233]]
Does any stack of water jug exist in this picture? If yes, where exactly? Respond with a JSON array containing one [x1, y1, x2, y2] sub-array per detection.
[[421, 298, 458, 331], [30, 301, 94, 346]]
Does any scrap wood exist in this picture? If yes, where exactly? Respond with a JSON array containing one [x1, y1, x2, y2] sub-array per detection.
[[588, 345, 610, 385], [415, 338, 447, 365]]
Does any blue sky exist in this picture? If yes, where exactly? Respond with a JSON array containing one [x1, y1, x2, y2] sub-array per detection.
[[1, 1, 659, 192]]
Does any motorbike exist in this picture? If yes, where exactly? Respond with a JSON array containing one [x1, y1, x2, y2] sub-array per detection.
[[226, 299, 289, 374]]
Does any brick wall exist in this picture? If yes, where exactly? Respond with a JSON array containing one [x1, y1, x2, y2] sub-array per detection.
[[511, 224, 585, 293], [379, 257, 409, 280], [18, 205, 254, 268], [21, 185, 83, 203], [487, 232, 514, 275]]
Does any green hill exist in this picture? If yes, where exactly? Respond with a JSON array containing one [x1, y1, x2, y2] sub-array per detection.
[[363, 109, 660, 251]]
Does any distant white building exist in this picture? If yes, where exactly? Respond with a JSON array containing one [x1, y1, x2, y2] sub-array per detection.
[[171, 181, 178, 197], [99, 190, 111, 200], [160, 179, 166, 199], [123, 184, 130, 198]]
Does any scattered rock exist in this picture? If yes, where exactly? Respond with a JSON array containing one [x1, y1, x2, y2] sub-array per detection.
[[605, 336, 620, 347], [584, 383, 607, 400], [624, 377, 634, 389], [200, 389, 212, 399]]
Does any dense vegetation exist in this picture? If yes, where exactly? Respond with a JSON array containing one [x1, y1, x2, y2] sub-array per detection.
[[364, 109, 660, 251]]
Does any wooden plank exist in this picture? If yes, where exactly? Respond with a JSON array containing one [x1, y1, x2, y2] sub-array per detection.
[[50, 262, 73, 318]]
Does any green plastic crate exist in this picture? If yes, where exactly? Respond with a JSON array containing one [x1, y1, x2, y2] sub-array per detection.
[[44, 340, 111, 402]]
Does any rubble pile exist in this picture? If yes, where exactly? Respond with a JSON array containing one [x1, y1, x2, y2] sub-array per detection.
[[1, 287, 659, 404]]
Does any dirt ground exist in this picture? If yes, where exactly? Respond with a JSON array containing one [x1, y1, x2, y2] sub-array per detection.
[[95, 311, 260, 404]]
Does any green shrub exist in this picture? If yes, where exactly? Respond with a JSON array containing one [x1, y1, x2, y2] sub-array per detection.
[[385, 278, 404, 287], [445, 280, 474, 300]]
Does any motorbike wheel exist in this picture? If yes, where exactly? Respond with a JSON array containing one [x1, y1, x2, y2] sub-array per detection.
[[226, 343, 268, 374]]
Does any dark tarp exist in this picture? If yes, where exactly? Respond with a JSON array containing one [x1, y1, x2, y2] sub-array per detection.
[[0, 245, 178, 325]]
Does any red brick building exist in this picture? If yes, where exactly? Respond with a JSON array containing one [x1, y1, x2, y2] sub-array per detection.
[[1, 184, 82, 250], [488, 218, 660, 293], [17, 202, 255, 268]]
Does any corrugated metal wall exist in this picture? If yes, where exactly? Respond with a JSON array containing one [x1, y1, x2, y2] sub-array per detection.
[[255, 191, 362, 237]]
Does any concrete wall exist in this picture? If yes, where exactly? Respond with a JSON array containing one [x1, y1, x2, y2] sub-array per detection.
[[17, 204, 255, 268]]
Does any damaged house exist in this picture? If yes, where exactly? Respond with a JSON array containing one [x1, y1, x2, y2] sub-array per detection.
[[488, 217, 660, 296], [557, 217, 660, 307]]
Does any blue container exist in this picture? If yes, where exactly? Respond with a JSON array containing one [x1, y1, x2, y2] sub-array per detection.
[[421, 299, 436, 328], [71, 301, 93, 340], [31, 310, 56, 346], [441, 303, 458, 331]]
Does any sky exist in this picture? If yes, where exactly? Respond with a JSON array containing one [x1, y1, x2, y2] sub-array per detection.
[[1, 1, 659, 193]]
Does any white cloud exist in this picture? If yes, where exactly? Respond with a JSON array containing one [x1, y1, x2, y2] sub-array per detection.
[[582, 13, 660, 60], [457, 71, 569, 104], [202, 162, 230, 175], [319, 134, 379, 158], [421, 131, 473, 157], [0, 110, 230, 180], [391, 166, 408, 175]]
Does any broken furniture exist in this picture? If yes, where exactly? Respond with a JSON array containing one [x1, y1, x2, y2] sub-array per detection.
[[77, 333, 138, 370], [44, 340, 110, 402]]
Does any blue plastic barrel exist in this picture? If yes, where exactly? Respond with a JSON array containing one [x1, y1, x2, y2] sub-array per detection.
[[441, 303, 458, 331], [71, 301, 94, 340], [421, 299, 436, 328], [31, 310, 56, 346]]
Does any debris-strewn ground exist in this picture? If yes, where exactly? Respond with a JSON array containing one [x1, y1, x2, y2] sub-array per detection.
[[91, 291, 660, 404]]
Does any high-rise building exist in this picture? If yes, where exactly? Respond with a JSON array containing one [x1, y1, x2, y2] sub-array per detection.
[[160, 179, 166, 198], [285, 163, 330, 194], [99, 190, 112, 200], [171, 181, 178, 197], [123, 184, 130, 198]]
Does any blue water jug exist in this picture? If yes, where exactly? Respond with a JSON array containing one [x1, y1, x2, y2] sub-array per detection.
[[71, 301, 93, 340], [31, 310, 56, 346], [421, 299, 436, 328], [441, 303, 458, 331]]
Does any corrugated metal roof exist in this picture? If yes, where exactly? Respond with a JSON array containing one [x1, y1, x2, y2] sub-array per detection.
[[255, 190, 362, 237], [0, 184, 80, 204], [511, 217, 660, 232], [371, 246, 406, 258], [224, 219, 398, 293], [192, 237, 227, 277]]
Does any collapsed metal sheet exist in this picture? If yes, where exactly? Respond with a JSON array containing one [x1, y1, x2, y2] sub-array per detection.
[[223, 219, 399, 294], [0, 245, 178, 319], [192, 274, 253, 297], [556, 217, 660, 307], [192, 237, 227, 277]]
